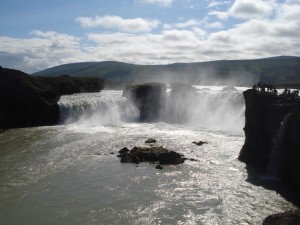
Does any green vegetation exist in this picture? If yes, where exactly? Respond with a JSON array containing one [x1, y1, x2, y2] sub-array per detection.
[[33, 56, 300, 86]]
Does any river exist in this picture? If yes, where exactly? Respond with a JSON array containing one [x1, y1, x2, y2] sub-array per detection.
[[0, 87, 295, 225]]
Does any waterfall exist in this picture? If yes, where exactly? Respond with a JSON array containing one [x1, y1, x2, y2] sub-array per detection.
[[268, 112, 292, 178], [58, 90, 138, 126], [161, 86, 245, 134], [58, 87, 245, 134]]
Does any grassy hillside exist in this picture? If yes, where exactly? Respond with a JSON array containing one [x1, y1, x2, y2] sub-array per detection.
[[33, 56, 300, 86]]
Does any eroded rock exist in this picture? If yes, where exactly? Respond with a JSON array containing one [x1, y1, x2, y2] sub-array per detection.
[[119, 146, 185, 165]]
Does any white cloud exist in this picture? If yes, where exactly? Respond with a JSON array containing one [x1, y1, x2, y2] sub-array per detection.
[[164, 18, 223, 30], [229, 0, 275, 19], [138, 0, 173, 7], [164, 19, 199, 29], [0, 31, 84, 72], [209, 0, 276, 20], [1, 2, 300, 73], [76, 15, 160, 33]]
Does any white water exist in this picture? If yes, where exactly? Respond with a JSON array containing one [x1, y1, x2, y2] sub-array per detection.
[[0, 87, 295, 225], [59, 87, 246, 134]]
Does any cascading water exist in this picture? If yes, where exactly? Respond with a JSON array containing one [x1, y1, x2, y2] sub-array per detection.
[[58, 86, 246, 134], [268, 112, 292, 178], [162, 86, 245, 134], [58, 90, 138, 126]]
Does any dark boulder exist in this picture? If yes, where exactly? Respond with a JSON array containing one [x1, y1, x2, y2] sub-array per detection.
[[156, 165, 163, 170], [158, 151, 185, 165], [118, 147, 130, 154], [145, 138, 157, 143], [263, 210, 300, 225], [119, 146, 185, 165], [123, 83, 166, 122], [192, 141, 208, 146]]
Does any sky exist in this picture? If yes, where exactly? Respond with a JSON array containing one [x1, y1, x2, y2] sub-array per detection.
[[0, 0, 299, 73]]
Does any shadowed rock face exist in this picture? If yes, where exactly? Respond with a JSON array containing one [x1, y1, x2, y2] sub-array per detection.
[[239, 89, 293, 169], [239, 88, 300, 193], [0, 67, 60, 128], [123, 83, 166, 122], [0, 67, 105, 129]]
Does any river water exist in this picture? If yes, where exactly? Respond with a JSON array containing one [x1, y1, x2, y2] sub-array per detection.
[[0, 87, 295, 225]]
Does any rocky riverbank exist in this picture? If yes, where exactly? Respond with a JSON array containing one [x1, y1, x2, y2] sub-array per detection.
[[0, 66, 105, 129]]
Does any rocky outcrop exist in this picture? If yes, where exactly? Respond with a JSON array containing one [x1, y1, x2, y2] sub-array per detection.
[[0, 67, 105, 129], [0, 67, 60, 128], [238, 87, 300, 193], [34, 75, 105, 96], [263, 210, 300, 225], [118, 146, 185, 165], [192, 141, 208, 146], [123, 83, 166, 122]]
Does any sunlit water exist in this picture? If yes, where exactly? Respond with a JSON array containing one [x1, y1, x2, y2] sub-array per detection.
[[0, 88, 295, 225]]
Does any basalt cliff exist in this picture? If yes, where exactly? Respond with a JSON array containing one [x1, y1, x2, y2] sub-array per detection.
[[0, 66, 105, 129], [239, 85, 300, 196]]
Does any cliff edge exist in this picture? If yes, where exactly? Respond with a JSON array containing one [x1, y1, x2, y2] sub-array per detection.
[[239, 85, 300, 195], [0, 67, 105, 129]]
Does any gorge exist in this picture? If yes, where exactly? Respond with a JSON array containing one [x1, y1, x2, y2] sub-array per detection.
[[0, 66, 299, 224]]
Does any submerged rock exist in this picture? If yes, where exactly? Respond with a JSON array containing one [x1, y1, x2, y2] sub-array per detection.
[[192, 141, 208, 146], [118, 147, 130, 154], [145, 138, 157, 143], [156, 165, 163, 170], [158, 151, 185, 165], [263, 210, 300, 225], [119, 146, 185, 165]]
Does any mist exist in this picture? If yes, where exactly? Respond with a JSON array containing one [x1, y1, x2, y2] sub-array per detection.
[[58, 82, 246, 135], [160, 84, 245, 134]]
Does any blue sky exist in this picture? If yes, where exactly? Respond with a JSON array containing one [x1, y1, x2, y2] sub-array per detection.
[[0, 0, 299, 72]]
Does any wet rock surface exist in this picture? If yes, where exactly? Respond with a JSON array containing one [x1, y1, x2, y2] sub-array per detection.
[[118, 146, 185, 165], [263, 210, 300, 225], [123, 83, 166, 122], [145, 138, 157, 143], [192, 141, 208, 146], [239, 87, 300, 192]]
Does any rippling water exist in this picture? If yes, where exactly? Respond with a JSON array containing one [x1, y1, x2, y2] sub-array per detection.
[[0, 88, 295, 225]]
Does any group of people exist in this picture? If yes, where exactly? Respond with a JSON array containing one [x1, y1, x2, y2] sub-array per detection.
[[253, 81, 300, 100], [253, 82, 277, 95], [282, 88, 299, 100]]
